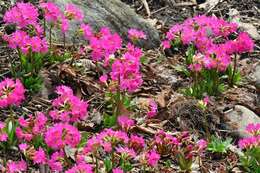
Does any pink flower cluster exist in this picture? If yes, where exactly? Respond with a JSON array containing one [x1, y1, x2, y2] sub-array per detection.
[[65, 162, 93, 173], [16, 112, 47, 142], [45, 123, 81, 149], [128, 28, 147, 41], [3, 3, 48, 54], [49, 85, 88, 123], [64, 3, 84, 21], [238, 123, 260, 149], [154, 130, 207, 160], [81, 26, 122, 61], [163, 15, 254, 72], [40, 2, 62, 23], [5, 160, 27, 173], [3, 2, 38, 28], [117, 115, 135, 131], [147, 99, 158, 118], [0, 78, 25, 108], [0, 121, 8, 142], [109, 44, 143, 92], [3, 31, 48, 54]]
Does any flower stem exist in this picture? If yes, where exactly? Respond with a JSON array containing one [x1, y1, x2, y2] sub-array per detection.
[[231, 54, 237, 87]]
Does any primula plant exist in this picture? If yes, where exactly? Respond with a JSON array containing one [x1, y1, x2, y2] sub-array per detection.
[[0, 1, 258, 173], [163, 15, 254, 98], [238, 123, 260, 172]]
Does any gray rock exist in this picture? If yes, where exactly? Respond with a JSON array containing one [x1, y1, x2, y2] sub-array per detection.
[[224, 105, 260, 138], [255, 64, 260, 93], [52, 0, 160, 49]]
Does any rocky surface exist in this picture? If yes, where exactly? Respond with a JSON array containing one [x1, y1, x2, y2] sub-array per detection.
[[52, 0, 160, 49], [224, 105, 260, 138]]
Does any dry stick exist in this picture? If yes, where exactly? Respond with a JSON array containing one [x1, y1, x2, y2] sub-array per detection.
[[141, 0, 151, 17]]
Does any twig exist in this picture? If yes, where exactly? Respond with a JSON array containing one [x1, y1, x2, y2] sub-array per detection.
[[141, 0, 151, 17], [151, 6, 168, 15]]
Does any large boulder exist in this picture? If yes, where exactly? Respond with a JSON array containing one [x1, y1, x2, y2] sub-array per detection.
[[52, 0, 160, 49], [224, 105, 260, 138]]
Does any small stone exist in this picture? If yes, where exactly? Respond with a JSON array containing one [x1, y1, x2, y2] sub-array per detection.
[[224, 105, 260, 138]]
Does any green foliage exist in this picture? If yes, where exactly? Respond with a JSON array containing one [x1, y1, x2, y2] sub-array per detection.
[[176, 153, 193, 171], [207, 136, 232, 154], [103, 113, 117, 128], [240, 147, 260, 173], [104, 157, 113, 172], [185, 44, 196, 65], [226, 65, 241, 86], [184, 69, 225, 99], [12, 52, 45, 93]]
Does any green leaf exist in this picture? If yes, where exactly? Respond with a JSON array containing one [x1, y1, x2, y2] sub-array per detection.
[[103, 114, 117, 128], [104, 157, 113, 172]]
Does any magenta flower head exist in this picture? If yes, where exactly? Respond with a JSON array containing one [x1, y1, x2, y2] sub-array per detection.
[[196, 139, 208, 152], [128, 28, 147, 41], [0, 78, 25, 108], [65, 162, 93, 173], [80, 23, 93, 40], [116, 146, 136, 159], [0, 121, 8, 142], [112, 168, 124, 173], [33, 147, 46, 164], [147, 99, 157, 118], [6, 160, 27, 173], [129, 134, 145, 152], [145, 150, 160, 167], [234, 32, 254, 53], [40, 2, 61, 23], [45, 123, 81, 150], [117, 115, 135, 131], [65, 3, 84, 21], [49, 85, 88, 123], [246, 123, 260, 136], [4, 2, 38, 28]]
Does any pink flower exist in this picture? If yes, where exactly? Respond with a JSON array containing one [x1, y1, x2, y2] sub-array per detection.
[[32, 112, 47, 135], [80, 24, 93, 40], [40, 2, 61, 23], [83, 27, 122, 61], [128, 28, 147, 41], [0, 133, 7, 142], [6, 160, 27, 173], [65, 3, 84, 21], [129, 134, 145, 151], [45, 123, 81, 150], [4, 2, 38, 28], [145, 150, 160, 167], [246, 123, 260, 136], [110, 50, 143, 92], [99, 74, 108, 83], [233, 32, 254, 53], [50, 85, 88, 123], [48, 151, 64, 172], [60, 16, 70, 33], [147, 99, 157, 118], [117, 115, 135, 131], [65, 162, 93, 173], [162, 40, 171, 49], [33, 147, 46, 164], [113, 168, 124, 173], [0, 78, 25, 108], [18, 143, 28, 152], [238, 135, 260, 149], [197, 139, 208, 152], [116, 146, 136, 159]]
